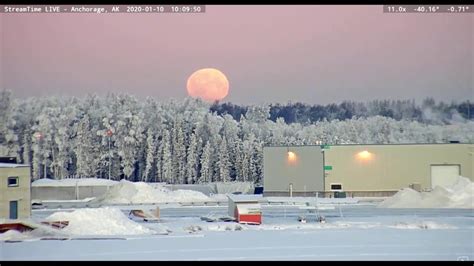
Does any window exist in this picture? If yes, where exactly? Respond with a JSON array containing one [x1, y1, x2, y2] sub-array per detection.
[[8, 176, 19, 187], [330, 183, 342, 191]]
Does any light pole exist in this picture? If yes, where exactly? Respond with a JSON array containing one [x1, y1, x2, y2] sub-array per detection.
[[106, 129, 113, 180]]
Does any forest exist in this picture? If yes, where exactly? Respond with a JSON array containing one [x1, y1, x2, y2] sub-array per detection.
[[1, 90, 473, 184]]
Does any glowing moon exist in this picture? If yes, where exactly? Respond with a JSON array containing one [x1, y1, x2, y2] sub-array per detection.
[[186, 68, 229, 102]]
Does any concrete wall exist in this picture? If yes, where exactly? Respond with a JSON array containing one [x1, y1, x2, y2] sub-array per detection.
[[324, 143, 474, 192], [213, 182, 254, 194], [0, 166, 31, 219], [164, 184, 216, 196], [32, 186, 111, 200], [263, 146, 324, 194], [32, 182, 255, 201]]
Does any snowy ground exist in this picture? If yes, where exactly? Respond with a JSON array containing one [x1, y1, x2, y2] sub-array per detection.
[[1, 205, 472, 261], [4, 177, 473, 260]]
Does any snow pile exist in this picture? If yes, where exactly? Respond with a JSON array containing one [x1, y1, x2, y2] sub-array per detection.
[[184, 225, 203, 233], [32, 178, 118, 187], [206, 224, 246, 232], [0, 230, 25, 241], [95, 180, 212, 204], [171, 189, 213, 202], [45, 207, 155, 235], [446, 177, 474, 208], [0, 224, 70, 241], [378, 188, 422, 208], [379, 176, 473, 208], [147, 182, 168, 189], [209, 194, 230, 201]]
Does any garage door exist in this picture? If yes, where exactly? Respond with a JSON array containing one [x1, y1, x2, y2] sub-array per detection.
[[431, 165, 460, 189]]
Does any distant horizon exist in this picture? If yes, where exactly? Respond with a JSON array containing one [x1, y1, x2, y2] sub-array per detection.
[[6, 89, 472, 106]]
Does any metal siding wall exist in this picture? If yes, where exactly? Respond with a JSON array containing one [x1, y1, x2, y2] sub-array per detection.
[[264, 146, 324, 192], [323, 144, 473, 191]]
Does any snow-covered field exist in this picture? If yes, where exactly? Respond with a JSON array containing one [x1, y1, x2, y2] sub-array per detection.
[[1, 205, 472, 261], [2, 177, 473, 260]]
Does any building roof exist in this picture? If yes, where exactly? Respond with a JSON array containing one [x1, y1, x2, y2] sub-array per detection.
[[264, 143, 473, 148], [0, 163, 30, 168], [227, 194, 263, 203]]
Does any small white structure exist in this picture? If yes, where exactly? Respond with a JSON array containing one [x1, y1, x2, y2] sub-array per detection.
[[227, 194, 262, 225]]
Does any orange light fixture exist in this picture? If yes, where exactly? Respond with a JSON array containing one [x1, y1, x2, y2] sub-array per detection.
[[357, 150, 373, 161], [287, 151, 297, 161]]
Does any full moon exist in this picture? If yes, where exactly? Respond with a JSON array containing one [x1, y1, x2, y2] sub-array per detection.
[[186, 68, 229, 102]]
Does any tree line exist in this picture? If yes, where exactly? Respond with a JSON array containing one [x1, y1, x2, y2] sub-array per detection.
[[1, 90, 473, 184], [211, 98, 473, 124]]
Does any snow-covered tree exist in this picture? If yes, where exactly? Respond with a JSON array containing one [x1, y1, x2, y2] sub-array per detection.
[[161, 129, 174, 184], [142, 128, 156, 182], [51, 108, 75, 179], [74, 114, 99, 178], [172, 116, 187, 184], [0, 90, 20, 159], [186, 133, 199, 184], [218, 137, 231, 182], [3, 93, 473, 184], [114, 104, 145, 179], [199, 141, 212, 183]]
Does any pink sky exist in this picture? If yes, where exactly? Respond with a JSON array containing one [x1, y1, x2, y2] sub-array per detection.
[[1, 5, 472, 104]]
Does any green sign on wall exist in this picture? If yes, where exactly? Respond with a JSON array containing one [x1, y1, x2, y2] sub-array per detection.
[[324, 165, 333, 171], [321, 145, 330, 149]]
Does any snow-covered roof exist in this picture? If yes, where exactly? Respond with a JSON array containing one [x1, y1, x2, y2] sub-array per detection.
[[0, 163, 30, 168], [227, 194, 263, 203]]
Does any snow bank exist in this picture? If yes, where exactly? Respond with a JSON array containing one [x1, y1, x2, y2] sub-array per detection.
[[172, 189, 212, 202], [254, 222, 354, 231], [0, 230, 25, 241], [379, 176, 474, 209], [209, 194, 230, 201], [0, 224, 68, 242], [32, 178, 118, 187], [209, 221, 454, 231], [45, 207, 155, 235], [206, 224, 245, 232], [95, 180, 212, 204], [389, 221, 457, 230]]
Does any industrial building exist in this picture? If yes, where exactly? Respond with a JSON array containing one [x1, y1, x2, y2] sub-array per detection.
[[0, 163, 31, 219], [263, 143, 473, 197], [263, 146, 325, 197]]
